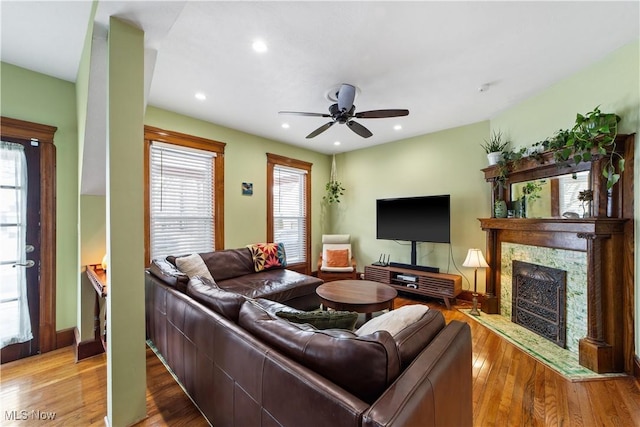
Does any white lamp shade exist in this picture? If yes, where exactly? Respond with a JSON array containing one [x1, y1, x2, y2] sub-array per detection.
[[462, 248, 489, 268]]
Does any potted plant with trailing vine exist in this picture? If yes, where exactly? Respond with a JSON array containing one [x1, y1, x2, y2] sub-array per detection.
[[324, 154, 345, 203], [534, 106, 622, 189], [494, 106, 623, 191]]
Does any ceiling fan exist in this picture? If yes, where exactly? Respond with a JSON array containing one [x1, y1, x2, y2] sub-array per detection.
[[279, 84, 409, 139]]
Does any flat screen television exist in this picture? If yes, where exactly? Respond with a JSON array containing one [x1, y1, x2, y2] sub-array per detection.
[[376, 194, 451, 267]]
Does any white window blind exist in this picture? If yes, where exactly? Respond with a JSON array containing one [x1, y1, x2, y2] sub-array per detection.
[[150, 141, 216, 260], [273, 165, 307, 264]]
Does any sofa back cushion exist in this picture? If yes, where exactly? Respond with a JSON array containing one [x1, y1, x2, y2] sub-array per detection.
[[148, 258, 189, 292], [238, 300, 401, 404], [186, 276, 246, 323], [198, 248, 255, 281], [355, 305, 446, 369], [393, 309, 446, 368]]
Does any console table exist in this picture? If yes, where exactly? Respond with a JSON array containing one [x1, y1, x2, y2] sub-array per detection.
[[86, 264, 107, 352], [364, 265, 461, 309]]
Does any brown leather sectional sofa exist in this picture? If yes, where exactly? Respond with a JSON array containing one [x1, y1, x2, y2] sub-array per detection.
[[145, 247, 473, 426]]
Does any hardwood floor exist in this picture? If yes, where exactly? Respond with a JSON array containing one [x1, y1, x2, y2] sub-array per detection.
[[1, 295, 639, 426]]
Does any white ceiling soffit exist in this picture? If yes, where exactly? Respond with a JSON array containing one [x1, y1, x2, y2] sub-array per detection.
[[0, 1, 93, 82], [78, 1, 185, 196], [1, 1, 639, 158]]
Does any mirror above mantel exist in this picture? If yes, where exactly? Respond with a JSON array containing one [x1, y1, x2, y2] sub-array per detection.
[[510, 171, 590, 219]]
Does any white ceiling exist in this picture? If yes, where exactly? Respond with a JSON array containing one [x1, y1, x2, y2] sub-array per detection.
[[1, 1, 639, 157]]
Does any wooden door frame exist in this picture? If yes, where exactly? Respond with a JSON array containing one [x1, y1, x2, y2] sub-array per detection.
[[1, 116, 57, 353]]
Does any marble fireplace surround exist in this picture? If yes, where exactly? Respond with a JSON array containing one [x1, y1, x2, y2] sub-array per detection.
[[500, 243, 586, 354], [479, 217, 628, 374]]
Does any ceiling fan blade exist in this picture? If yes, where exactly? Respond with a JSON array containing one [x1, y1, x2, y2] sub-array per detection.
[[279, 111, 331, 117], [337, 84, 356, 112], [306, 121, 335, 139], [355, 109, 410, 119], [347, 120, 373, 138]]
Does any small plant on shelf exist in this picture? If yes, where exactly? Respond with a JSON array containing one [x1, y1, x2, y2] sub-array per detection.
[[481, 130, 510, 154], [481, 131, 510, 166]]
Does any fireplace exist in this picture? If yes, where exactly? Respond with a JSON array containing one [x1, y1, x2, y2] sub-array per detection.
[[511, 260, 567, 348]]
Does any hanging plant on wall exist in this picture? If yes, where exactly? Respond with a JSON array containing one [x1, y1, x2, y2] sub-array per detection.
[[324, 155, 345, 203]]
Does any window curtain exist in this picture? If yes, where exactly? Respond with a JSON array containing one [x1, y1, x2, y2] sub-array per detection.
[[0, 141, 32, 348]]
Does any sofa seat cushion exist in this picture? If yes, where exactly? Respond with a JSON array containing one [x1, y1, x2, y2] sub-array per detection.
[[239, 300, 401, 404], [186, 276, 247, 323], [217, 269, 322, 303]]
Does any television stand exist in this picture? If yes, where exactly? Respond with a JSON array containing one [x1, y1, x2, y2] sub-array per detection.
[[364, 264, 462, 309]]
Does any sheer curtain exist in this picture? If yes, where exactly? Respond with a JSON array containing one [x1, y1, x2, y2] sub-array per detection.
[[0, 141, 32, 348]]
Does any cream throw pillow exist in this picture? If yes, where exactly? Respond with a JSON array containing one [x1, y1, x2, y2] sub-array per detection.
[[355, 304, 430, 337], [175, 253, 215, 283]]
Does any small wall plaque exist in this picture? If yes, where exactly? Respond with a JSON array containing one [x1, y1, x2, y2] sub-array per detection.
[[242, 182, 253, 196]]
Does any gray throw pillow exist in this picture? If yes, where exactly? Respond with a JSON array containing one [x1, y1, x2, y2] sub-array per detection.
[[276, 310, 358, 330]]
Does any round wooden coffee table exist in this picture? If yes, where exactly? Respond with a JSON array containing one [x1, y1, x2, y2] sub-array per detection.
[[316, 280, 397, 321]]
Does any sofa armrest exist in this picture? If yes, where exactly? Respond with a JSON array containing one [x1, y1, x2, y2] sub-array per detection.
[[362, 320, 472, 427]]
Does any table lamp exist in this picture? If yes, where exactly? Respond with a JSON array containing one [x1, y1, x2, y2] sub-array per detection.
[[462, 248, 489, 316]]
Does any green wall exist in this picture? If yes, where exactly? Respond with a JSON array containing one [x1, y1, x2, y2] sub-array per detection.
[[333, 122, 490, 293], [144, 106, 332, 263], [0, 62, 79, 331]]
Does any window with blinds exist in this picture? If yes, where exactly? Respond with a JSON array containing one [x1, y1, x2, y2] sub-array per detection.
[[149, 141, 216, 260], [558, 170, 590, 215], [272, 165, 308, 265]]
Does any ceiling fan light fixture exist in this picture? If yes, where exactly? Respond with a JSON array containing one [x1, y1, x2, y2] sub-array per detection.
[[325, 83, 360, 103]]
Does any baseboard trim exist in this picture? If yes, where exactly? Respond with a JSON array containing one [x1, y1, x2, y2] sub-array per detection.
[[55, 327, 75, 349], [74, 327, 105, 361]]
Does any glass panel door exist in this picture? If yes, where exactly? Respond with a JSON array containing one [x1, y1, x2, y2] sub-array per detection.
[[0, 141, 33, 348]]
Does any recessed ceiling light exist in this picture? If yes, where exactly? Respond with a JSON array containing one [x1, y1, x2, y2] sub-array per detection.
[[281, 123, 290, 129], [334, 141, 341, 146], [195, 92, 206, 100], [252, 40, 267, 53], [394, 125, 402, 131]]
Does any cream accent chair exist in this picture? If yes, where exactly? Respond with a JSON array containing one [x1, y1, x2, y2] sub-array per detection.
[[317, 234, 358, 282]]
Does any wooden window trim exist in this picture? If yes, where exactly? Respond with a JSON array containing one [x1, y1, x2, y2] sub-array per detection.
[[144, 126, 226, 264], [1, 116, 57, 353], [266, 153, 312, 274]]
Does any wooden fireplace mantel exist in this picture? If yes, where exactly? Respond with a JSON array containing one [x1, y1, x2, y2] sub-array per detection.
[[477, 134, 635, 374]]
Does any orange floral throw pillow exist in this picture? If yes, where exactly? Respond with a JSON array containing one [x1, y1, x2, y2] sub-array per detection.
[[326, 249, 350, 267], [247, 243, 287, 272]]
